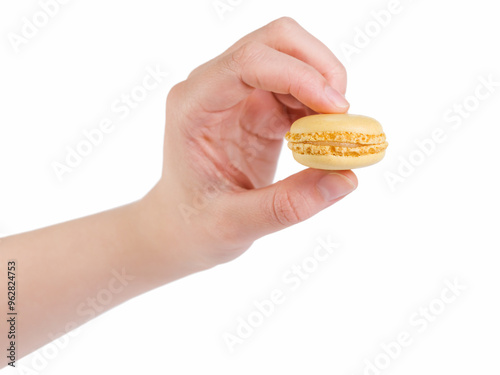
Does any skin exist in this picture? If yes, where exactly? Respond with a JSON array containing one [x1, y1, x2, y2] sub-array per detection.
[[0, 17, 358, 367]]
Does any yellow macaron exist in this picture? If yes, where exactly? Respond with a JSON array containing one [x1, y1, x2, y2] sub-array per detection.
[[284, 114, 388, 170]]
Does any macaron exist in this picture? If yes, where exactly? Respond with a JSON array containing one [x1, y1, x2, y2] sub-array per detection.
[[284, 114, 388, 170]]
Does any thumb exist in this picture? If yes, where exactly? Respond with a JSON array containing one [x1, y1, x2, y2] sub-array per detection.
[[221, 169, 357, 242]]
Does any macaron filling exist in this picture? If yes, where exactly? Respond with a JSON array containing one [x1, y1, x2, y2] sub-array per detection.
[[284, 131, 386, 145], [285, 131, 388, 157]]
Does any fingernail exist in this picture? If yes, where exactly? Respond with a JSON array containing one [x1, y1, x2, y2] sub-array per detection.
[[325, 85, 350, 110], [316, 172, 356, 202]]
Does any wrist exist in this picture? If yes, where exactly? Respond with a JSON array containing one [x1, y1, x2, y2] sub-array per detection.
[[131, 182, 212, 287]]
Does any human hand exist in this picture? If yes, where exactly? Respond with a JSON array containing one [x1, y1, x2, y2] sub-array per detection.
[[0, 17, 359, 364], [141, 17, 358, 272]]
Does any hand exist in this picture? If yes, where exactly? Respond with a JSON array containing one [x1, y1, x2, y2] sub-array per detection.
[[0, 18, 359, 363], [141, 17, 358, 271]]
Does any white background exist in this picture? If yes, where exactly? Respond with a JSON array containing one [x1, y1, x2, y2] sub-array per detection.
[[1, 0, 499, 374]]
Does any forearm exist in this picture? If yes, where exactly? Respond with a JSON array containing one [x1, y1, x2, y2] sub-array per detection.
[[0, 190, 199, 366]]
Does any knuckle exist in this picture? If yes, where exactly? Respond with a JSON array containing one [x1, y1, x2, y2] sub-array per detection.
[[187, 62, 206, 80], [229, 41, 264, 72], [166, 81, 183, 106], [287, 65, 316, 97], [326, 65, 348, 93], [271, 186, 311, 227], [268, 17, 299, 34], [166, 81, 197, 120]]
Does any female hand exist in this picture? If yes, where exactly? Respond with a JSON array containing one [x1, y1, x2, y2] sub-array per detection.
[[0, 18, 358, 364], [142, 17, 358, 270]]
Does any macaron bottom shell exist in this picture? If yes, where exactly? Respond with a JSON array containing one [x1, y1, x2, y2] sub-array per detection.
[[292, 150, 387, 170]]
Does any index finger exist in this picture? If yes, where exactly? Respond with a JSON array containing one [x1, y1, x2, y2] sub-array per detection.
[[224, 17, 348, 95], [184, 41, 349, 114]]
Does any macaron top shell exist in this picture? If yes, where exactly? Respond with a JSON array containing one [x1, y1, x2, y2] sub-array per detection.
[[288, 114, 384, 135]]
